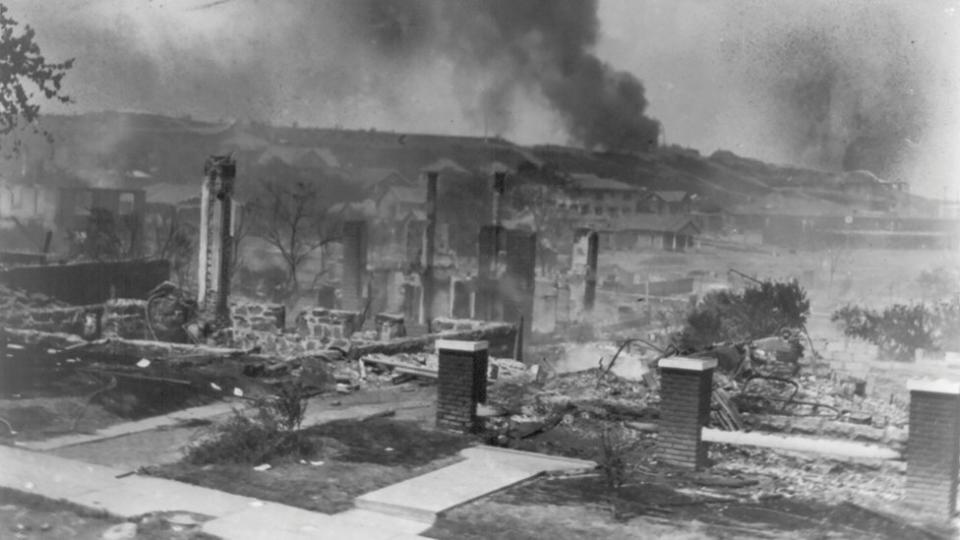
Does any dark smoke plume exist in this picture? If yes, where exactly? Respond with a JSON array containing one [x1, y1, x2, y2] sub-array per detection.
[[337, 0, 660, 151], [11, 0, 659, 153]]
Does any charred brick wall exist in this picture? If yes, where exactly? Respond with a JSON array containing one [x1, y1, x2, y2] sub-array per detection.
[[905, 380, 960, 520], [436, 340, 488, 433], [504, 229, 536, 331], [658, 358, 716, 470], [476, 225, 502, 321], [341, 220, 368, 312], [375, 313, 406, 340], [0, 305, 102, 338], [295, 308, 359, 342]]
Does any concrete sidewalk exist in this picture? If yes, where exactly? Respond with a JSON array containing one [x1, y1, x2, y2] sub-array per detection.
[[0, 444, 427, 539], [0, 443, 594, 539], [23, 395, 433, 472], [357, 446, 596, 522]]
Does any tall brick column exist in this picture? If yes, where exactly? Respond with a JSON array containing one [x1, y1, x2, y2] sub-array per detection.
[[905, 379, 960, 521], [476, 225, 502, 321], [658, 357, 717, 470], [197, 155, 237, 326], [435, 340, 488, 433], [340, 220, 367, 312], [421, 171, 438, 330], [572, 229, 598, 312], [504, 229, 536, 345]]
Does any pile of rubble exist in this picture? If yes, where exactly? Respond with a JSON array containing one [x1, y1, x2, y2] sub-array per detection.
[[477, 331, 911, 451], [0, 284, 68, 311], [711, 445, 905, 505]]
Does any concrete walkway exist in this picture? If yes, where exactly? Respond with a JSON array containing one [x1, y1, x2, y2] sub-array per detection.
[[17, 393, 433, 473], [356, 446, 596, 522], [703, 428, 901, 460], [0, 443, 595, 539]]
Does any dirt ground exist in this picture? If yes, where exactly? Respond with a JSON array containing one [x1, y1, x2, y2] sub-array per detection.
[[0, 487, 216, 540], [147, 416, 475, 514], [424, 473, 950, 540], [0, 372, 218, 441]]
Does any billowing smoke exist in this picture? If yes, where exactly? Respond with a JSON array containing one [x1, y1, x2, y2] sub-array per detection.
[[7, 0, 957, 193], [305, 0, 662, 151], [597, 0, 958, 192], [10, 0, 659, 152], [726, 1, 934, 181]]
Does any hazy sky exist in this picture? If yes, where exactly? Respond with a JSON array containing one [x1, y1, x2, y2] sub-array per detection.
[[7, 0, 960, 197]]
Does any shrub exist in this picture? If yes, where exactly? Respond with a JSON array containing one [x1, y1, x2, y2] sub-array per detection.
[[676, 279, 809, 350], [186, 388, 315, 465], [597, 424, 635, 492], [266, 381, 309, 432], [832, 302, 947, 361]]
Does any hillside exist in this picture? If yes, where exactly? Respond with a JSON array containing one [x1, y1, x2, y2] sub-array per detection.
[[0, 111, 938, 218]]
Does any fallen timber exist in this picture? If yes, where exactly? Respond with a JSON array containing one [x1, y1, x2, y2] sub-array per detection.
[[350, 322, 517, 358]]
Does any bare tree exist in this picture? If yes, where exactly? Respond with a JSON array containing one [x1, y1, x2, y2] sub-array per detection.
[[248, 178, 337, 303], [511, 183, 565, 272], [152, 208, 195, 288], [228, 199, 253, 283]]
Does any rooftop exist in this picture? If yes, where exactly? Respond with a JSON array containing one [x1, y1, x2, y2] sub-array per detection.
[[617, 214, 701, 233], [568, 172, 638, 192]]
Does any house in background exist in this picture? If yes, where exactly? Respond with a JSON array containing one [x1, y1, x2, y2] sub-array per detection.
[[57, 186, 146, 256], [376, 185, 425, 222], [641, 190, 695, 214], [556, 172, 641, 221], [0, 180, 57, 229], [612, 214, 701, 252], [353, 168, 412, 199]]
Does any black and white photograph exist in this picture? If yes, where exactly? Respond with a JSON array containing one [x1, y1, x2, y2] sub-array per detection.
[[0, 1, 958, 538]]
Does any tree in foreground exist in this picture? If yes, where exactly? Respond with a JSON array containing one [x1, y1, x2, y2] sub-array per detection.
[[0, 3, 73, 153]]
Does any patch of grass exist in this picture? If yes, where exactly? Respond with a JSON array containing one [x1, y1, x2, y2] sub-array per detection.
[[304, 417, 471, 466], [150, 417, 473, 514], [0, 486, 116, 520], [185, 409, 316, 465], [425, 475, 941, 540]]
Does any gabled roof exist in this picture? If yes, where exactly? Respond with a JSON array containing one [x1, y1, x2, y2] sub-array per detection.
[[400, 209, 427, 222], [568, 172, 638, 191], [618, 214, 700, 234], [354, 168, 407, 190], [381, 185, 425, 204], [144, 182, 198, 205]]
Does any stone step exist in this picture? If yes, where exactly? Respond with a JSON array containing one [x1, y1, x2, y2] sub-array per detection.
[[355, 446, 594, 522], [335, 508, 432, 535]]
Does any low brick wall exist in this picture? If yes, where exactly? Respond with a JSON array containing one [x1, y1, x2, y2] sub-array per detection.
[[231, 303, 285, 332], [375, 313, 406, 340], [295, 309, 359, 341], [228, 306, 360, 355], [0, 305, 102, 338]]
